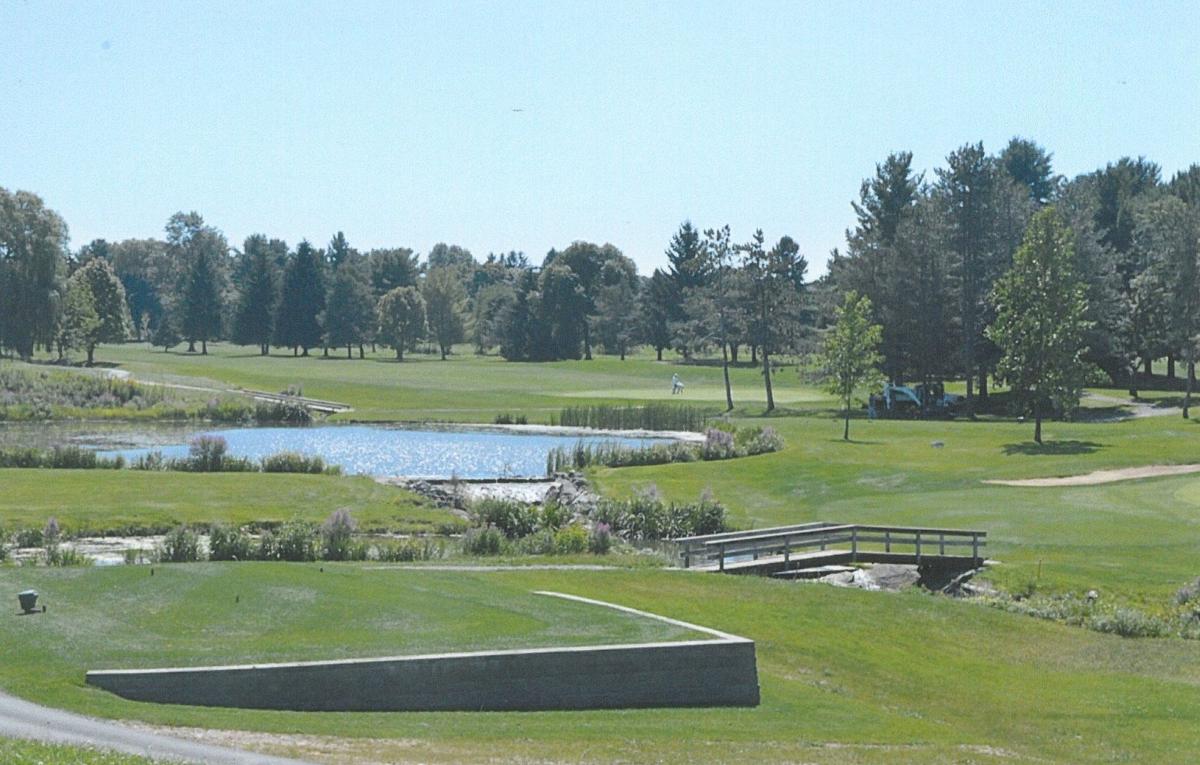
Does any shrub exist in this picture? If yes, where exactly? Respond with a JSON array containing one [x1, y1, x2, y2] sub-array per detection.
[[461, 525, 505, 556], [188, 435, 228, 471], [591, 485, 729, 540], [131, 451, 168, 471], [588, 522, 613, 554], [45, 545, 91, 567], [208, 523, 253, 561], [739, 425, 784, 456], [261, 451, 330, 474], [470, 499, 539, 538], [701, 428, 736, 460], [157, 526, 203, 563], [255, 530, 278, 561], [538, 501, 571, 531], [274, 519, 319, 562], [516, 528, 557, 555], [1088, 607, 1171, 638], [321, 509, 356, 561], [493, 413, 528, 425], [14, 527, 43, 548], [43, 517, 61, 547], [553, 524, 588, 554]]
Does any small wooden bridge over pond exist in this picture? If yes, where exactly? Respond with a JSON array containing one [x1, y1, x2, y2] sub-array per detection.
[[674, 522, 986, 576]]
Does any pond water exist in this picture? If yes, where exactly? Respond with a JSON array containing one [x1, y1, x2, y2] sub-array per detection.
[[25, 424, 674, 479]]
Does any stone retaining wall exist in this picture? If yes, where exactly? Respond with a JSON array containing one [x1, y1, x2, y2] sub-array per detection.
[[85, 592, 759, 712]]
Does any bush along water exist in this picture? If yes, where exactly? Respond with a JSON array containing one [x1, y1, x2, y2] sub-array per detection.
[[546, 424, 783, 473], [589, 485, 729, 541]]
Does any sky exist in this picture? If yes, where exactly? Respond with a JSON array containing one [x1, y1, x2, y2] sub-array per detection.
[[2, 0, 1198, 276]]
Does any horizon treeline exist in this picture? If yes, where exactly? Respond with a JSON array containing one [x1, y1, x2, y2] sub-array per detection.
[[1, 136, 1198, 404]]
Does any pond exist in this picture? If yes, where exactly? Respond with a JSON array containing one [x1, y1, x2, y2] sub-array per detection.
[[0, 423, 673, 479]]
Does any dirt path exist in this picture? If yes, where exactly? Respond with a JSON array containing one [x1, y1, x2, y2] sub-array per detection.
[[984, 464, 1200, 487], [0, 689, 312, 764], [1082, 392, 1182, 419]]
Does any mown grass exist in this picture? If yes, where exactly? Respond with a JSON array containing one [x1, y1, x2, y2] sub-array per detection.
[[0, 739, 159, 765], [0, 566, 1198, 764], [88, 343, 829, 421], [5, 343, 1200, 762], [0, 470, 458, 536]]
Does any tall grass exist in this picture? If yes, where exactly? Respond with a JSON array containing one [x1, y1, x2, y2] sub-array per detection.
[[0, 365, 310, 423], [546, 426, 784, 473], [550, 404, 710, 432]]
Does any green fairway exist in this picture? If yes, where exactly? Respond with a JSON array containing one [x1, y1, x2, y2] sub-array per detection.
[[0, 470, 457, 535], [88, 343, 831, 420], [5, 344, 1200, 762], [1, 565, 1199, 764]]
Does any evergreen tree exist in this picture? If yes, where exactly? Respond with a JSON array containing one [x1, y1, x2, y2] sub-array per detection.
[[422, 266, 467, 359], [322, 259, 376, 358], [936, 143, 1032, 409], [376, 285, 426, 361], [988, 208, 1092, 444], [165, 212, 227, 355], [641, 270, 674, 361], [232, 234, 280, 354], [274, 240, 325, 355], [326, 231, 355, 270], [368, 247, 420, 296], [1000, 137, 1057, 204], [499, 271, 537, 361], [741, 230, 807, 411]]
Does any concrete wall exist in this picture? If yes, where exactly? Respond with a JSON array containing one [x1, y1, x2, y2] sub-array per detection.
[[86, 638, 759, 711]]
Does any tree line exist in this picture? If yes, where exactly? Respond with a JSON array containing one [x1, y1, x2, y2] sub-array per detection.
[[825, 138, 1200, 415], [2, 135, 1196, 423]]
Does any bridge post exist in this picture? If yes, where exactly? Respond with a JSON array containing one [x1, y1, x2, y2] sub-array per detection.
[[718, 543, 726, 573], [885, 531, 891, 553], [783, 536, 790, 566], [850, 527, 858, 561], [915, 531, 922, 562], [939, 533, 945, 555], [972, 534, 979, 562]]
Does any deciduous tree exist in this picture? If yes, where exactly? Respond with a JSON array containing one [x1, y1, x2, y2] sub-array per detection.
[[987, 208, 1091, 443]]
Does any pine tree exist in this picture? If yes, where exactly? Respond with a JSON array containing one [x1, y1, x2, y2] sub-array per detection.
[[322, 260, 375, 358], [741, 230, 807, 411], [232, 234, 280, 355], [641, 270, 675, 361], [274, 240, 325, 355], [988, 208, 1092, 444]]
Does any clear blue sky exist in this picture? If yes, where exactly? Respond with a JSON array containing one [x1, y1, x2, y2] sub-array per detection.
[[2, 1, 1197, 275]]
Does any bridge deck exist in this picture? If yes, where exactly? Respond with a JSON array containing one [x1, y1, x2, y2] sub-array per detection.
[[676, 522, 986, 576]]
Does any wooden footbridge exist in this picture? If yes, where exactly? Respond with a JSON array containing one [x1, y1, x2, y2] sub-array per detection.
[[674, 522, 986, 575]]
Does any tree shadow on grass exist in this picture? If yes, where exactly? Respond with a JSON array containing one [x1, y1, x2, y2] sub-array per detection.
[[1001, 440, 1104, 456]]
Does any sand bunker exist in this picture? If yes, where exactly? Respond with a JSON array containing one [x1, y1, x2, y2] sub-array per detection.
[[985, 464, 1200, 487]]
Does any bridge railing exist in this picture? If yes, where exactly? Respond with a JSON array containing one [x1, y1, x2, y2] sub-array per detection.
[[677, 523, 986, 572]]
